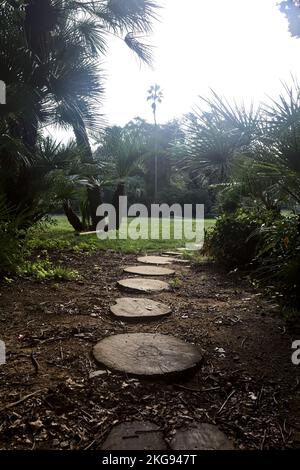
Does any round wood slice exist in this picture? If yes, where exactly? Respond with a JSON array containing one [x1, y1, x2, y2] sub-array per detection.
[[118, 278, 169, 292], [170, 423, 235, 450], [110, 297, 171, 319], [137, 256, 175, 265], [93, 333, 203, 376], [124, 265, 175, 276], [163, 251, 182, 256], [177, 244, 202, 251], [101, 421, 167, 450]]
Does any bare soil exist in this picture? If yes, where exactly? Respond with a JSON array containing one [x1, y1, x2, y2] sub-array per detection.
[[0, 249, 299, 450]]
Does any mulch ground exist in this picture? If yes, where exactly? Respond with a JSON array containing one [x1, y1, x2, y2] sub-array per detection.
[[0, 249, 300, 450]]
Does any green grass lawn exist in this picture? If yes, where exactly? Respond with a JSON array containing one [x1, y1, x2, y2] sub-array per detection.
[[29, 215, 216, 253]]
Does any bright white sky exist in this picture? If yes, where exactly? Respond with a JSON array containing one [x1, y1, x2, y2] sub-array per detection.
[[47, 0, 300, 142], [101, 0, 300, 126]]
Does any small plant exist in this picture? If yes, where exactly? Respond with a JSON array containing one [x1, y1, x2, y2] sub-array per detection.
[[75, 240, 100, 252], [169, 277, 182, 289], [28, 237, 73, 250], [17, 260, 79, 281]]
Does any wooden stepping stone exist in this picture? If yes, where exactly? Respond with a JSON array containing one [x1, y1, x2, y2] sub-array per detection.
[[93, 333, 203, 376], [138, 255, 189, 265], [178, 244, 202, 251], [137, 255, 175, 265], [163, 251, 182, 256], [101, 421, 167, 450], [124, 265, 175, 276], [118, 278, 169, 292], [110, 298, 171, 319], [170, 423, 235, 450]]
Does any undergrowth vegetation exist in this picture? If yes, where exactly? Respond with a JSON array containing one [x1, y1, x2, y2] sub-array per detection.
[[203, 209, 300, 308]]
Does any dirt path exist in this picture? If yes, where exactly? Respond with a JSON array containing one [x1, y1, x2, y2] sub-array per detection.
[[0, 250, 299, 449]]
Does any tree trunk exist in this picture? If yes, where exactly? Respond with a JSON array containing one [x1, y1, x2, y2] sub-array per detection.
[[112, 182, 125, 231], [63, 200, 83, 232], [72, 120, 103, 230]]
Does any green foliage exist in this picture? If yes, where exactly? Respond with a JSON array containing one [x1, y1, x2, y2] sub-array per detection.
[[255, 215, 300, 307], [95, 125, 143, 185], [0, 197, 28, 275], [182, 91, 260, 183], [203, 209, 263, 269], [204, 208, 300, 308], [17, 259, 79, 281], [215, 184, 243, 214], [0, 226, 25, 275], [0, 1, 160, 232], [169, 277, 182, 290], [94, 118, 184, 205], [158, 185, 214, 216]]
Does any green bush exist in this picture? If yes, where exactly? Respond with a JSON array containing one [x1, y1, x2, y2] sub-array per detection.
[[255, 215, 300, 308], [204, 209, 300, 309], [0, 226, 25, 275], [0, 198, 27, 275], [203, 209, 264, 269]]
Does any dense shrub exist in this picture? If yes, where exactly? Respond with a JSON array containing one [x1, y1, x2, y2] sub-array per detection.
[[0, 226, 25, 275], [203, 209, 264, 269], [255, 215, 300, 308], [0, 199, 27, 275], [204, 209, 300, 308]]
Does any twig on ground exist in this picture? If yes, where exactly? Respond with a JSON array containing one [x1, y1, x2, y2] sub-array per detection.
[[0, 390, 43, 413], [175, 384, 220, 393], [217, 389, 236, 415], [84, 439, 96, 450], [31, 352, 39, 374], [260, 428, 267, 450]]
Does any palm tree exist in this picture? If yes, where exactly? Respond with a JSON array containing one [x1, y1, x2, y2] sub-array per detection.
[[250, 81, 300, 206], [183, 86, 300, 214], [95, 126, 143, 229], [147, 84, 163, 125], [36, 137, 105, 232], [182, 91, 260, 184], [0, 1, 160, 229], [0, 2, 102, 228], [147, 84, 163, 201]]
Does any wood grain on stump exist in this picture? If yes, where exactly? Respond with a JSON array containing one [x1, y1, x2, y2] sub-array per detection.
[[137, 255, 175, 265], [124, 265, 175, 276], [93, 333, 203, 376], [117, 278, 169, 292], [170, 423, 234, 450], [101, 421, 167, 450], [110, 297, 171, 319]]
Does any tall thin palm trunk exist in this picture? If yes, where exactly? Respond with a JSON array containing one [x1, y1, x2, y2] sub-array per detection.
[[153, 109, 158, 203], [112, 181, 125, 231]]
